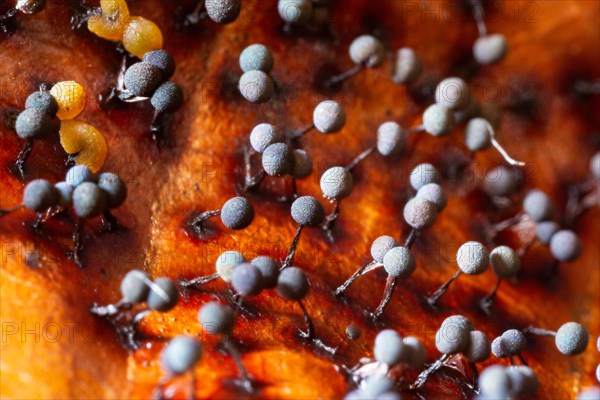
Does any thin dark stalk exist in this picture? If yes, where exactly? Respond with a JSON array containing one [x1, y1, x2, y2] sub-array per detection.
[[345, 146, 375, 172], [325, 64, 364, 86], [70, 217, 84, 268], [14, 139, 33, 179], [297, 299, 313, 339], [179, 273, 220, 288], [190, 210, 221, 232], [335, 260, 376, 296], [281, 224, 303, 270], [372, 275, 397, 320], [480, 277, 502, 310], [522, 327, 556, 336], [427, 270, 462, 306], [223, 336, 253, 393], [411, 354, 450, 389], [404, 228, 417, 249]]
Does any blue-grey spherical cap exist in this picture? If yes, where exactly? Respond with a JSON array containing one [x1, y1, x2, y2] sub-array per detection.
[[120, 269, 150, 304], [349, 35, 385, 68], [220, 197, 254, 230], [500, 329, 526, 356], [251, 256, 279, 288], [464, 330, 491, 363], [435, 77, 470, 110], [402, 336, 427, 368], [123, 62, 162, 97], [161, 336, 202, 375], [23, 179, 58, 212], [25, 91, 59, 117], [363, 375, 395, 398], [375, 392, 402, 400], [290, 195, 325, 226], [313, 100, 346, 133], [577, 387, 600, 400], [423, 104, 454, 136], [550, 230, 582, 262], [491, 336, 506, 358], [320, 166, 353, 200], [370, 235, 398, 263], [416, 183, 447, 211], [590, 152, 600, 179], [483, 166, 521, 197], [506, 366, 539, 397], [231, 263, 263, 297], [239, 70, 274, 103], [465, 118, 492, 151], [262, 142, 293, 176], [456, 241, 489, 274], [198, 302, 235, 335], [72, 182, 107, 218], [435, 315, 474, 354], [250, 123, 281, 153], [54, 182, 73, 208], [205, 0, 241, 23], [383, 246, 416, 278], [410, 163, 440, 191], [151, 81, 184, 113], [142, 50, 176, 79], [596, 364, 600, 383], [215, 250, 246, 282], [374, 329, 407, 365], [15, 108, 59, 140], [276, 266, 309, 300], [98, 172, 127, 209], [393, 47, 422, 84], [523, 189, 553, 222], [473, 34, 508, 65], [240, 44, 274, 73], [490, 246, 521, 278], [377, 121, 407, 156], [147, 277, 179, 312], [555, 322, 589, 355], [345, 324, 361, 340], [403, 197, 437, 230], [291, 149, 313, 179], [479, 365, 513, 399], [597, 336, 600, 352], [65, 165, 97, 187], [535, 221, 560, 245], [344, 390, 364, 400], [277, 0, 313, 24]]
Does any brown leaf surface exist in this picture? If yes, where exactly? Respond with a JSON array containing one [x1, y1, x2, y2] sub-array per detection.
[[1, 0, 599, 399]]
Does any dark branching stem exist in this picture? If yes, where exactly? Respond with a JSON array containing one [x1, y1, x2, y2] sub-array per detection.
[[70, 218, 85, 268], [290, 124, 315, 140], [32, 212, 45, 231], [179, 273, 220, 288], [404, 229, 417, 249], [150, 110, 164, 143], [243, 170, 266, 192], [89, 299, 129, 317], [321, 200, 340, 241], [517, 354, 529, 366], [14, 139, 33, 180], [281, 224, 303, 271], [102, 210, 124, 232], [335, 260, 377, 296], [223, 336, 253, 393], [469, 0, 487, 37], [345, 146, 375, 172], [480, 277, 502, 310], [190, 210, 221, 233], [325, 64, 364, 87], [427, 270, 462, 306], [470, 362, 479, 390], [297, 299, 314, 339], [411, 353, 450, 389], [522, 327, 557, 337], [0, 8, 17, 36], [373, 275, 397, 320]]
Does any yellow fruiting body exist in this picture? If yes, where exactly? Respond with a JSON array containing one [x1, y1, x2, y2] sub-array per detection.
[[49, 81, 86, 120], [122, 16, 163, 59], [88, 0, 130, 41], [59, 120, 108, 173]]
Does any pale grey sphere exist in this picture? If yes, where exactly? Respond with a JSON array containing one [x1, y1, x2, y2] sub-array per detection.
[[161, 336, 202, 375], [72, 182, 106, 219], [239, 70, 274, 103], [54, 182, 73, 209], [250, 123, 281, 153], [349, 35, 385, 68], [416, 183, 447, 211], [435, 77, 470, 110], [262, 142, 293, 176], [536, 221, 560, 245], [479, 365, 512, 399], [205, 0, 241, 24], [500, 329, 526, 356], [215, 250, 246, 282], [313, 100, 346, 133], [251, 256, 279, 289], [423, 104, 454, 136], [120, 269, 150, 304], [590, 152, 600, 179], [147, 278, 179, 312], [456, 241, 489, 275], [377, 121, 407, 156], [523, 189, 553, 222], [370, 235, 398, 263], [291, 149, 313, 179], [483, 166, 521, 197], [402, 336, 427, 368], [277, 0, 313, 24], [577, 387, 600, 400], [363, 375, 395, 398], [435, 315, 473, 354], [403, 197, 437, 230], [465, 118, 492, 151], [374, 329, 407, 365], [464, 330, 491, 363], [198, 302, 235, 335], [23, 179, 58, 212], [220, 197, 254, 230], [549, 230, 582, 262], [239, 44, 274, 73], [555, 322, 589, 355], [393, 47, 422, 84], [320, 166, 353, 200], [409, 163, 440, 191], [382, 246, 416, 278], [506, 366, 539, 397], [490, 246, 521, 278], [290, 196, 324, 226], [473, 34, 508, 65]]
